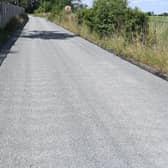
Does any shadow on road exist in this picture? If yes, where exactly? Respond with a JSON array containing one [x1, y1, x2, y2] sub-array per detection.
[[0, 30, 75, 66], [0, 30, 21, 67], [21, 31, 76, 40]]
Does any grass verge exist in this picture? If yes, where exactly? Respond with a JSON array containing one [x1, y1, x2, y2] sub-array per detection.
[[35, 13, 168, 79]]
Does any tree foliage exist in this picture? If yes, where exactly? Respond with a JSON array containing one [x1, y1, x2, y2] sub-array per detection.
[[35, 0, 72, 13], [34, 0, 149, 41], [4, 0, 40, 12], [77, 0, 148, 40]]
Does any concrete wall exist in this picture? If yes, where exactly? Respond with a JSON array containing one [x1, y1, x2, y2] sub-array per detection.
[[0, 2, 25, 28]]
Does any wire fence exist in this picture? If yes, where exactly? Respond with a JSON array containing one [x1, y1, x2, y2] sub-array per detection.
[[0, 2, 25, 28]]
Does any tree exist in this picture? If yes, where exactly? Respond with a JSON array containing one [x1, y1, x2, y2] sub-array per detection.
[[147, 11, 154, 16], [85, 0, 128, 35]]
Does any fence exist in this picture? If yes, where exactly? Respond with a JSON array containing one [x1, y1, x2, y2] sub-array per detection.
[[0, 2, 25, 28]]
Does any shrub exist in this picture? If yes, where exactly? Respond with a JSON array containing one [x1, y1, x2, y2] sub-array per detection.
[[92, 0, 127, 36], [124, 8, 149, 42], [77, 8, 95, 31], [77, 0, 149, 41]]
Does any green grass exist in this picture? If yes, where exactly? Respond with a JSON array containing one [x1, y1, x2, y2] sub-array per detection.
[[150, 16, 168, 22], [149, 16, 168, 45]]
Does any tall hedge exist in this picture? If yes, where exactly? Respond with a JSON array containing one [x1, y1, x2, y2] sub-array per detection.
[[77, 0, 148, 41]]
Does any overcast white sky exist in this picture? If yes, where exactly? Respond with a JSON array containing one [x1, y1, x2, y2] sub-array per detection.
[[82, 0, 168, 14]]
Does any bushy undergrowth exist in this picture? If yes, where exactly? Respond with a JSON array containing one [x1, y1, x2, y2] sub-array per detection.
[[0, 14, 28, 45], [77, 0, 148, 42], [36, 0, 149, 41]]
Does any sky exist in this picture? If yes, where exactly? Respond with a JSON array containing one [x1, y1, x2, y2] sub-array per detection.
[[82, 0, 168, 14]]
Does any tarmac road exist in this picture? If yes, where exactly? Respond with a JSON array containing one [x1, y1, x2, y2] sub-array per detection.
[[0, 16, 168, 168]]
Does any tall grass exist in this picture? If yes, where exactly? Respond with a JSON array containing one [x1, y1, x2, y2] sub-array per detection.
[[149, 16, 168, 45], [40, 13, 168, 75]]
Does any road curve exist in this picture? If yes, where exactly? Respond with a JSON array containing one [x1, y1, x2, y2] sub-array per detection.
[[0, 16, 168, 168]]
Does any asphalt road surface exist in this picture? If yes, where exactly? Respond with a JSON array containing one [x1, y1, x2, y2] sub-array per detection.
[[0, 16, 168, 168]]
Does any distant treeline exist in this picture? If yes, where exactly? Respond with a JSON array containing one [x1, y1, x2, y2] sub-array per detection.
[[147, 12, 168, 16]]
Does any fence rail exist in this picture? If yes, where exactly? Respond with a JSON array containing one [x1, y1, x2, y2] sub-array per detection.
[[0, 2, 25, 28]]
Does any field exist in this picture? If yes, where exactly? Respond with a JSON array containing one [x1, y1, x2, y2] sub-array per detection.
[[149, 16, 168, 46], [149, 16, 168, 42], [147, 16, 168, 74]]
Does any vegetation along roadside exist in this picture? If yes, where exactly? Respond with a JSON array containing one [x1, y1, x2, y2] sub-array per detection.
[[0, 14, 29, 47], [34, 0, 168, 79]]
